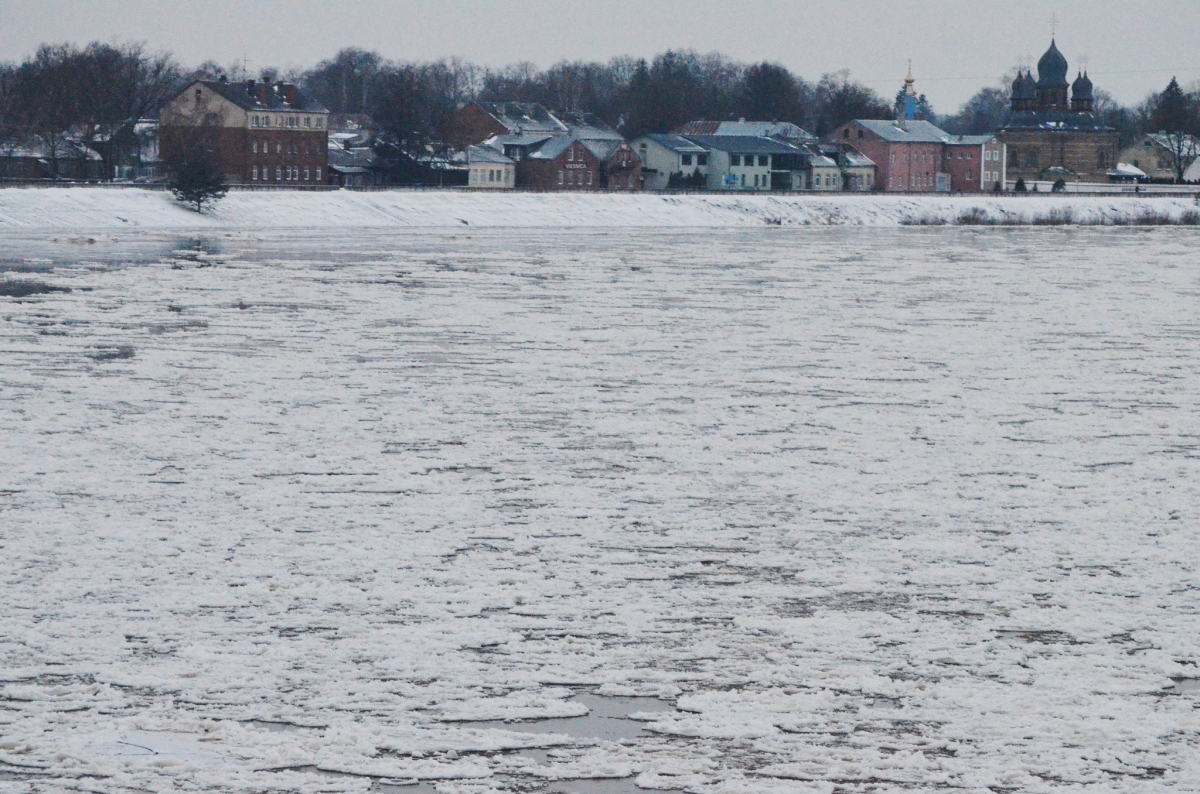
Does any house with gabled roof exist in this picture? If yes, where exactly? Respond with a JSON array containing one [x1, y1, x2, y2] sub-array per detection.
[[633, 134, 710, 190], [516, 137, 603, 190], [1118, 133, 1200, 181], [441, 101, 568, 149], [466, 145, 515, 189], [160, 77, 329, 185]]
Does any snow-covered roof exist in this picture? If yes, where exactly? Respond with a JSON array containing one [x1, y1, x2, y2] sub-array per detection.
[[810, 154, 839, 168], [197, 79, 328, 114], [683, 135, 801, 155], [1109, 162, 1147, 178], [1144, 133, 1200, 156], [841, 150, 876, 168], [474, 101, 568, 134], [638, 134, 707, 154], [467, 145, 515, 165], [855, 119, 952, 143], [527, 137, 581, 160]]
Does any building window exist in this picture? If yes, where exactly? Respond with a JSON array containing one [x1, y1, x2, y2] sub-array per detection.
[[759, 155, 769, 167], [252, 140, 258, 154], [1026, 151, 1037, 168], [966, 171, 972, 180], [967, 151, 973, 159], [568, 148, 574, 161], [697, 154, 707, 165], [682, 154, 692, 166], [276, 167, 282, 180], [587, 171, 592, 185], [843, 129, 850, 138], [304, 168, 310, 181], [558, 170, 564, 184], [305, 116, 311, 127], [740, 173, 745, 186], [252, 166, 258, 180], [316, 167, 321, 181], [628, 174, 634, 188], [194, 89, 201, 101], [730, 155, 740, 166], [858, 129, 864, 139], [890, 153, 895, 164]]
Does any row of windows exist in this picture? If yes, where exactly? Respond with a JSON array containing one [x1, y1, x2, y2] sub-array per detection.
[[251, 139, 322, 155], [730, 154, 770, 167], [680, 153, 709, 166], [251, 114, 324, 129], [1007, 149, 1109, 169], [889, 173, 934, 188], [558, 170, 593, 185], [470, 167, 511, 184], [251, 166, 321, 182]]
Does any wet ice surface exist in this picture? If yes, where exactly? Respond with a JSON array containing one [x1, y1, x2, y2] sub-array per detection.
[[2, 227, 1200, 792]]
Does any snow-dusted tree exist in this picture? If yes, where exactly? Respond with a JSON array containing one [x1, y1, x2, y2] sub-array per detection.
[[165, 125, 226, 212], [1147, 77, 1200, 182]]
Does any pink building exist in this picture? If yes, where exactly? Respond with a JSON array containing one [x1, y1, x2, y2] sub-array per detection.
[[942, 135, 1005, 193], [826, 120, 1006, 193], [828, 119, 946, 192]]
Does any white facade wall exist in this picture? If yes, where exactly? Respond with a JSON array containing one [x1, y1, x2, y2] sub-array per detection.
[[468, 164, 515, 189], [634, 138, 707, 190]]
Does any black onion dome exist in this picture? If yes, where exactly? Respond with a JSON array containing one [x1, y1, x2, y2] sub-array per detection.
[[1036, 39, 1069, 88], [1020, 70, 1037, 98], [1072, 70, 1093, 99]]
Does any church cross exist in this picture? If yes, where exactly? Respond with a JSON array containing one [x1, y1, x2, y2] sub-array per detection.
[[1050, 12, 1059, 38]]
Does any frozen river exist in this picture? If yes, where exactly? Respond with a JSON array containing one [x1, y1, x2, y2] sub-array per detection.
[[1, 227, 1198, 792]]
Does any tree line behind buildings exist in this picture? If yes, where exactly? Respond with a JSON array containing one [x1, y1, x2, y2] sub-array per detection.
[[2, 42, 1199, 180]]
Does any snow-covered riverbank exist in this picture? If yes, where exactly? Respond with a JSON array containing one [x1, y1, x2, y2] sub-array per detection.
[[1, 186, 1199, 230]]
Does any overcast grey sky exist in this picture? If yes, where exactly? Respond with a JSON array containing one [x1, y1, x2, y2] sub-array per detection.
[[2, 0, 1198, 112]]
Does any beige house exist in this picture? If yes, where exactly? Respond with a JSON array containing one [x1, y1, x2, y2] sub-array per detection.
[[1118, 133, 1200, 181], [466, 145, 515, 189]]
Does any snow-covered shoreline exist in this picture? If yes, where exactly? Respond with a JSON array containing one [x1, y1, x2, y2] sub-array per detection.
[[2, 186, 1199, 230]]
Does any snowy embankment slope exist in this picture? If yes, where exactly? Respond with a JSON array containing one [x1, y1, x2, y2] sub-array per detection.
[[1, 186, 1198, 229]]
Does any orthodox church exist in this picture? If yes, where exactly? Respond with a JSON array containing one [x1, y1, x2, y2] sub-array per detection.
[[998, 40, 1118, 183]]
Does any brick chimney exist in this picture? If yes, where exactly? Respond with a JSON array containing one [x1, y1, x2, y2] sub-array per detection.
[[280, 83, 298, 106], [255, 83, 268, 105]]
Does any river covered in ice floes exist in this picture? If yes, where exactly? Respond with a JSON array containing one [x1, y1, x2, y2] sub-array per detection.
[[1, 227, 1199, 793]]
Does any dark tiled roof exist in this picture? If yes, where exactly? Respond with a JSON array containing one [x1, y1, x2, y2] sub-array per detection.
[[475, 102, 568, 134], [1000, 111, 1114, 132], [200, 80, 328, 113], [854, 119, 951, 143]]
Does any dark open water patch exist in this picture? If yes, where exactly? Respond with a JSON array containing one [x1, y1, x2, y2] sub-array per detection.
[[0, 280, 71, 297]]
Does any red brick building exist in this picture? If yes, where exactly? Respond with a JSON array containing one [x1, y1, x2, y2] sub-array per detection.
[[942, 135, 1005, 192], [517, 137, 603, 190], [160, 78, 329, 185]]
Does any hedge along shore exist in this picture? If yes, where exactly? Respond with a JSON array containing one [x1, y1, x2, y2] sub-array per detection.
[[2, 187, 1200, 230]]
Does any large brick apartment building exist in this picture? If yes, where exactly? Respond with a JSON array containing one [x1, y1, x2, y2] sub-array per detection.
[[160, 78, 329, 185]]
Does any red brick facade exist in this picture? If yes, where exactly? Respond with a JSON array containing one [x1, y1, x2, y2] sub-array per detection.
[[602, 142, 642, 190], [517, 142, 603, 190], [441, 103, 511, 148], [160, 80, 329, 186]]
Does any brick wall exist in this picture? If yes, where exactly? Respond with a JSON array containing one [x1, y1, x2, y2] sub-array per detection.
[[442, 103, 508, 148], [999, 129, 1119, 182]]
